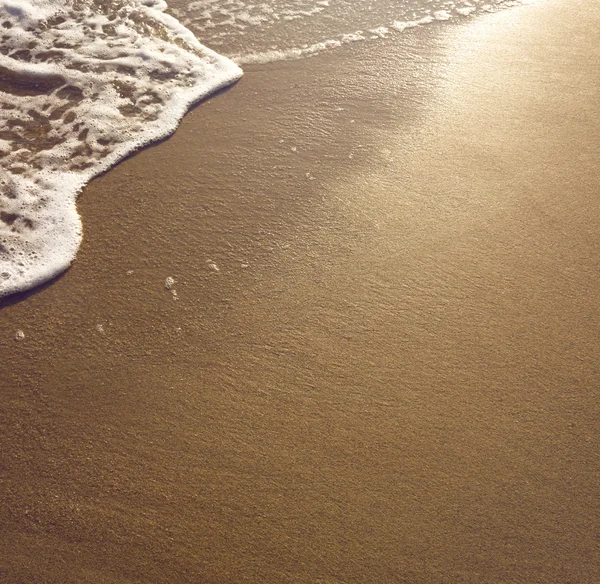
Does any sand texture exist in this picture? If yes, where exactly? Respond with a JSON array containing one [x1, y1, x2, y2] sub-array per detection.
[[1, 0, 599, 582]]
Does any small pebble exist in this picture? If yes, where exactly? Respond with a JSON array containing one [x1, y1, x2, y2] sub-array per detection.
[[165, 276, 175, 290], [15, 330, 25, 341]]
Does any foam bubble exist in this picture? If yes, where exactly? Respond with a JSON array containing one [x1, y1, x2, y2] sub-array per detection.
[[0, 0, 241, 297], [228, 0, 530, 65], [0, 0, 530, 296]]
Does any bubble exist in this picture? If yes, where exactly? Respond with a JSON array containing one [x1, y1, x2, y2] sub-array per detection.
[[0, 0, 241, 297]]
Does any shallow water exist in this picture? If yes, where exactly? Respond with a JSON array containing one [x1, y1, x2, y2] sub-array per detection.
[[168, 0, 524, 62], [0, 0, 240, 296], [0, 0, 523, 297]]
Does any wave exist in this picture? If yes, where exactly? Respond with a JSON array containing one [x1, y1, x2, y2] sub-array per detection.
[[170, 0, 528, 64], [0, 0, 528, 297], [0, 0, 241, 296]]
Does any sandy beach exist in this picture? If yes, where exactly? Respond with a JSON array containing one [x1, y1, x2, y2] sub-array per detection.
[[1, 0, 599, 581]]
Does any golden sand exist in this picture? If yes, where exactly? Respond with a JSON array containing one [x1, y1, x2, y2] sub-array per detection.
[[1, 0, 599, 581]]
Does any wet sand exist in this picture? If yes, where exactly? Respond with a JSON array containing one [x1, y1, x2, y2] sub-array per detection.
[[1, 0, 600, 582]]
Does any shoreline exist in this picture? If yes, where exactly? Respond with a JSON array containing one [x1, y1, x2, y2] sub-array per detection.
[[2, 1, 600, 582]]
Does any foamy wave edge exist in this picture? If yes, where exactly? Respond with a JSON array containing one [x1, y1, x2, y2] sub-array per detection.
[[0, 1, 242, 298], [232, 0, 526, 65]]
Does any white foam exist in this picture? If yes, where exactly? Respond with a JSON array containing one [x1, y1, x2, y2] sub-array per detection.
[[234, 37, 348, 65], [231, 0, 529, 65], [0, 0, 530, 297], [0, 0, 241, 296]]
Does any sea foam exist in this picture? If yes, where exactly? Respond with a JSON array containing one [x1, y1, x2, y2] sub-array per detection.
[[1, 0, 527, 297], [0, 0, 241, 296], [169, 0, 529, 65]]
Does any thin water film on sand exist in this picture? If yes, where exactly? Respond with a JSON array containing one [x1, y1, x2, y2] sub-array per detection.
[[0, 0, 526, 297]]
